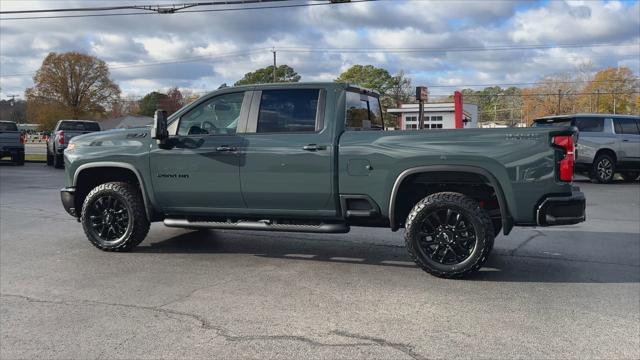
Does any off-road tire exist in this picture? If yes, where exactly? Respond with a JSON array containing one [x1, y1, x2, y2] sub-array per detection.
[[46, 149, 53, 166], [53, 153, 64, 169], [591, 154, 615, 183], [81, 182, 149, 252], [404, 192, 494, 278]]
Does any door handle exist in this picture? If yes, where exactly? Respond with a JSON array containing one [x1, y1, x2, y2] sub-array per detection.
[[623, 139, 629, 142], [302, 144, 327, 151], [216, 145, 237, 152]]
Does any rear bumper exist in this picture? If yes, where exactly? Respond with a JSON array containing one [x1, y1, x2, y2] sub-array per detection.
[[536, 187, 586, 226], [0, 146, 24, 156], [60, 187, 77, 217]]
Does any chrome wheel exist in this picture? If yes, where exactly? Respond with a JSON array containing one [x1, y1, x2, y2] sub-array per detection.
[[597, 158, 613, 181]]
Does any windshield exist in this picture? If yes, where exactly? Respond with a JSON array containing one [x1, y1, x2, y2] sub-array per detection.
[[0, 122, 18, 131], [58, 121, 100, 131]]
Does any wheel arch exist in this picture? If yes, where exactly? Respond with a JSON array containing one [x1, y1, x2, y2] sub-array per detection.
[[73, 162, 153, 221], [594, 148, 617, 164], [388, 165, 512, 235]]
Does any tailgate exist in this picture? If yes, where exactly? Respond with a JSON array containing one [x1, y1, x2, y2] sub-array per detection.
[[64, 131, 94, 143], [0, 131, 21, 147]]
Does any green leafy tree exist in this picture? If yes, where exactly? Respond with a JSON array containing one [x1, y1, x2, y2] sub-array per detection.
[[234, 65, 300, 86], [138, 91, 168, 117], [335, 65, 395, 95], [336, 65, 412, 128]]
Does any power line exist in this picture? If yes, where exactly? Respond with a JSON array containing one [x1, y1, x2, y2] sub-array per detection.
[[428, 78, 640, 89], [0, 49, 270, 77], [277, 42, 638, 54], [3, 42, 636, 78], [429, 91, 640, 98], [0, 0, 376, 20]]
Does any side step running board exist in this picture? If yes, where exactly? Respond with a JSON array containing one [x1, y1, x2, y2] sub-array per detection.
[[164, 218, 350, 233]]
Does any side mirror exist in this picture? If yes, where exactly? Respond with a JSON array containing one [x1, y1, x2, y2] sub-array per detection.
[[151, 109, 168, 142]]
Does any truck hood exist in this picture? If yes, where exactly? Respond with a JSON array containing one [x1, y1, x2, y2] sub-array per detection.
[[69, 127, 151, 145]]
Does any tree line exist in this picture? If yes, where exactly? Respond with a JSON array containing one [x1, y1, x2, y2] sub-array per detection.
[[14, 51, 640, 131]]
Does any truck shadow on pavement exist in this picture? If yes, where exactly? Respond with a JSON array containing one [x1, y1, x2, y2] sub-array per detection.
[[137, 229, 639, 284]]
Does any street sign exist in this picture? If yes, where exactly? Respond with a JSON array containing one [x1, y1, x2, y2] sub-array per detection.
[[416, 86, 428, 102]]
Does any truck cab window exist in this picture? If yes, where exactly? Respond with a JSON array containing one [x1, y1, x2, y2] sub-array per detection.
[[345, 91, 383, 130], [178, 92, 244, 136], [257, 89, 319, 133]]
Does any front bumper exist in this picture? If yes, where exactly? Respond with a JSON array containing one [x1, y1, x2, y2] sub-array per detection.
[[60, 187, 77, 217], [537, 187, 586, 226]]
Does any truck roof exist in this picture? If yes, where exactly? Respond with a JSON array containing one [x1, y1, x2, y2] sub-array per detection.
[[204, 82, 380, 97], [536, 113, 639, 121], [57, 119, 99, 123]]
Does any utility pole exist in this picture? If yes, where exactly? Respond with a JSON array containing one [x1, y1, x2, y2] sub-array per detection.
[[613, 93, 616, 114], [596, 89, 600, 113], [494, 102, 497, 123], [557, 89, 561, 115], [7, 95, 19, 123], [272, 48, 277, 83]]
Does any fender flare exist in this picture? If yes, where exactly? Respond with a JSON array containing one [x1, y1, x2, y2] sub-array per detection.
[[388, 165, 513, 234], [73, 162, 153, 220]]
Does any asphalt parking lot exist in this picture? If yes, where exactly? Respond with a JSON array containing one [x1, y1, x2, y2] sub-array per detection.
[[1, 163, 639, 359]]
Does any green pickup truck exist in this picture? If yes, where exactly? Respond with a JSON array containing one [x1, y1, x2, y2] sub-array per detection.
[[61, 83, 585, 278]]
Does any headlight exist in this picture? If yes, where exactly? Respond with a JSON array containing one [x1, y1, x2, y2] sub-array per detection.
[[66, 143, 76, 152]]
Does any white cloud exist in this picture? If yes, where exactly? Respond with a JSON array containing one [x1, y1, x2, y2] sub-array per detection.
[[0, 0, 638, 99]]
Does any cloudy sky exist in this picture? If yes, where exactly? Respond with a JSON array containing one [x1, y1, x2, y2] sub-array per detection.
[[1, 0, 639, 100]]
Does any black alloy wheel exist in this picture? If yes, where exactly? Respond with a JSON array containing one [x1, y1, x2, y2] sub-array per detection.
[[86, 195, 131, 244], [81, 182, 150, 251], [416, 208, 476, 265], [404, 192, 494, 278]]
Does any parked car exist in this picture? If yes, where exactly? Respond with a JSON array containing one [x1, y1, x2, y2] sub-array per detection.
[[60, 83, 585, 278], [0, 120, 25, 165], [533, 114, 640, 183], [47, 120, 101, 168]]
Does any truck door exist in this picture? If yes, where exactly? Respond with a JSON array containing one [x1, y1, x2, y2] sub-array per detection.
[[239, 88, 336, 216], [149, 91, 249, 212]]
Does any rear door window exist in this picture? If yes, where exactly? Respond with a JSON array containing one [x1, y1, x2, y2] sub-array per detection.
[[345, 91, 384, 130], [256, 89, 319, 133], [0, 122, 18, 131], [574, 118, 604, 132], [613, 118, 640, 135]]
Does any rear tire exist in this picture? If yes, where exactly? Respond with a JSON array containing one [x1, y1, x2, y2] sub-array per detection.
[[46, 149, 53, 166], [590, 154, 615, 183], [53, 153, 64, 168], [404, 192, 494, 278], [81, 182, 150, 252], [622, 172, 639, 182], [13, 153, 24, 166]]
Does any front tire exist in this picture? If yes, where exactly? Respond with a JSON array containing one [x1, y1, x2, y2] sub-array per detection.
[[81, 182, 150, 252], [591, 154, 615, 183], [404, 192, 494, 278]]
